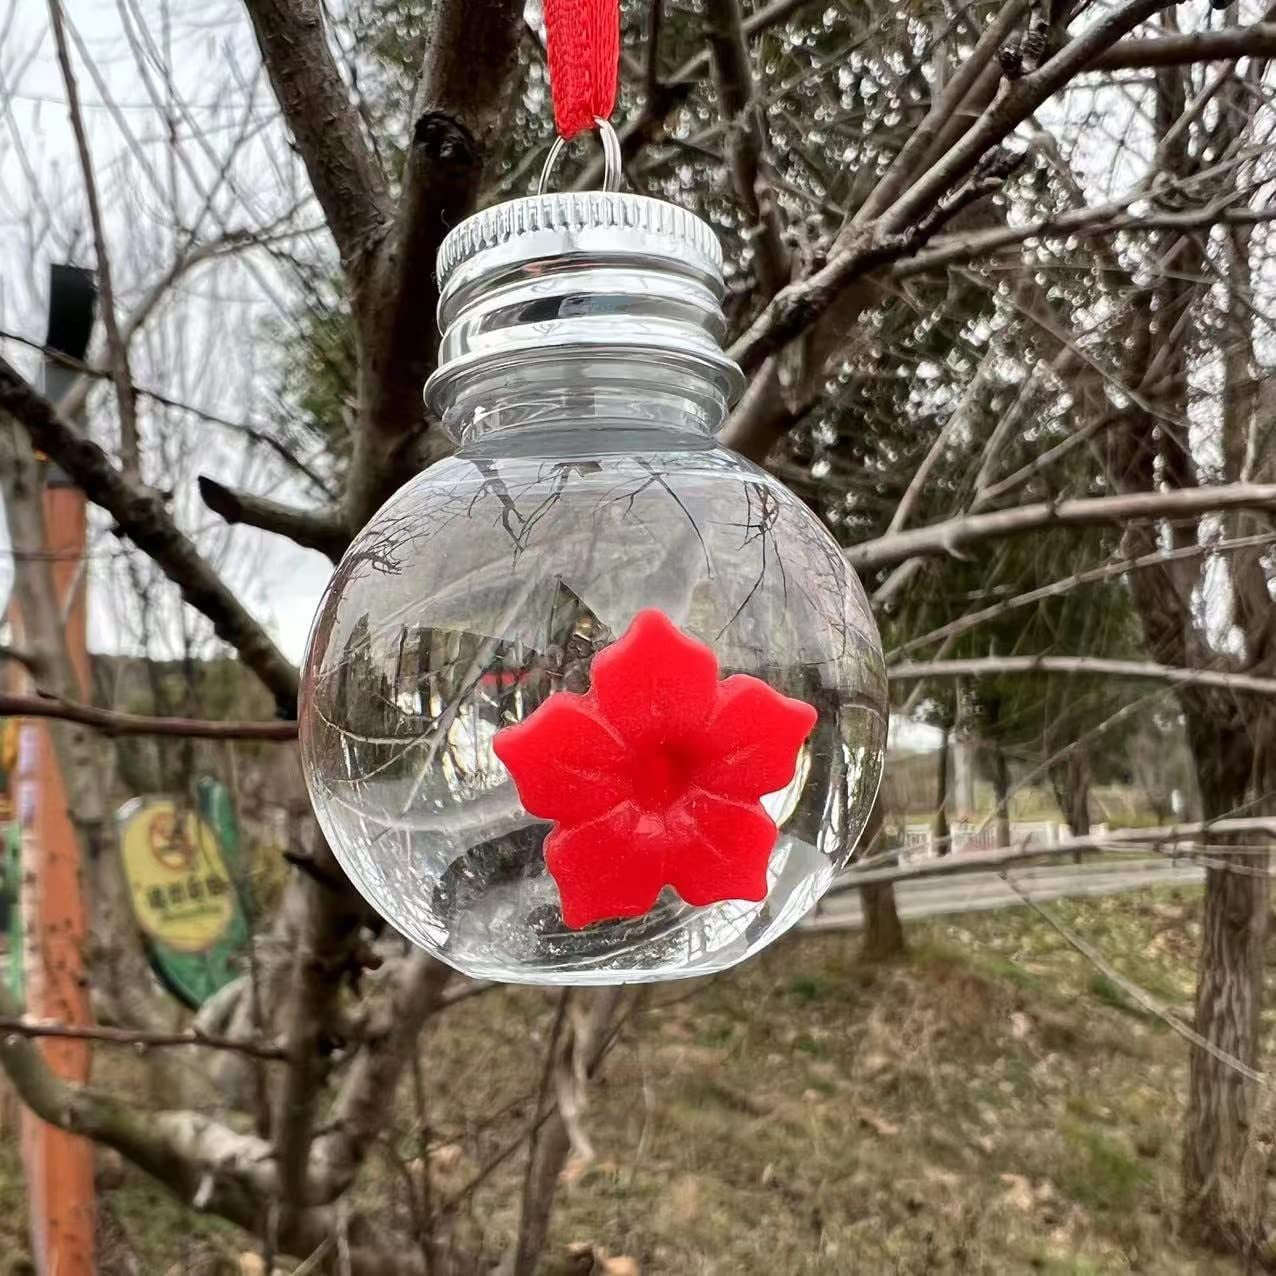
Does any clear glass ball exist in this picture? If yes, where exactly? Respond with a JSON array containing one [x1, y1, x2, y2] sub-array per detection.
[[300, 408, 887, 984]]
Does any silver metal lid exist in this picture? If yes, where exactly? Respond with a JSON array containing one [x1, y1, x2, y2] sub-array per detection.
[[424, 191, 745, 416]]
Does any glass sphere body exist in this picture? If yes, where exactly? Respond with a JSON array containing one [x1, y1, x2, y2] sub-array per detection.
[[299, 363, 887, 984]]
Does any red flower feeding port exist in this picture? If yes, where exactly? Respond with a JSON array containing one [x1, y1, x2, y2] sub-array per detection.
[[493, 610, 818, 928]]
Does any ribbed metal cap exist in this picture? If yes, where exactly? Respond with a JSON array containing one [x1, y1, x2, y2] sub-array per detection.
[[436, 191, 724, 286], [424, 192, 744, 417]]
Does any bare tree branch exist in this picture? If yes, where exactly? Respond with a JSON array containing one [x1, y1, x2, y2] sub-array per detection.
[[644, 0, 666, 101], [508, 988, 626, 1275], [198, 475, 347, 562], [827, 832, 1275, 1087], [1003, 874, 1268, 1086], [727, 0, 1181, 388], [999, 0, 1054, 79], [0, 691, 297, 740], [0, 980, 433, 1274], [241, 0, 391, 278], [0, 360, 299, 712], [704, 0, 789, 298], [880, 0, 1180, 234], [271, 841, 369, 1212], [29, 642, 1266, 743], [847, 482, 1276, 572], [0, 328, 336, 500], [46, 0, 142, 477], [1090, 24, 1276, 71], [0, 414, 182, 1041], [890, 532, 1276, 657], [896, 191, 1276, 277], [886, 337, 1010, 536], [347, 0, 523, 527], [854, 0, 1027, 225], [307, 951, 452, 1202], [729, 155, 1023, 374], [0, 1015, 291, 1062], [0, 984, 272, 1200], [832, 818, 1276, 889], [573, 0, 820, 189], [887, 655, 1276, 698]]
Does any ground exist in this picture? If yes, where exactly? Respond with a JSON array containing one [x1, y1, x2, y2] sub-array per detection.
[[0, 887, 1266, 1273]]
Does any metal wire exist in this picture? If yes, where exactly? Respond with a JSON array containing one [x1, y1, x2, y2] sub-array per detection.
[[538, 117, 622, 195]]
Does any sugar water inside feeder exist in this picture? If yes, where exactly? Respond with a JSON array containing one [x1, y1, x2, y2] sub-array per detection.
[[299, 191, 887, 984]]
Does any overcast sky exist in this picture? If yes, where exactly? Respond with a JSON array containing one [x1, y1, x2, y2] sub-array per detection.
[[0, 0, 335, 665]]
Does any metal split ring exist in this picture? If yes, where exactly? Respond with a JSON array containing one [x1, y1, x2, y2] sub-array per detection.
[[537, 117, 622, 195]]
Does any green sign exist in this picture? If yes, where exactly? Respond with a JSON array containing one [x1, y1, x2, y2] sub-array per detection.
[[1, 822, 21, 1007], [118, 780, 249, 1008]]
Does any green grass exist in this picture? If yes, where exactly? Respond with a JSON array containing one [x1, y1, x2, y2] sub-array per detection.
[[785, 972, 836, 1004], [0, 1132, 31, 1274], [522, 892, 1238, 1274], [99, 1171, 240, 1271], [896, 781, 1161, 828], [1057, 1122, 1150, 1215], [0, 888, 1259, 1274]]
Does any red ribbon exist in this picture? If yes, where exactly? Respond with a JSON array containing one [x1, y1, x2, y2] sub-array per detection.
[[543, 0, 619, 140]]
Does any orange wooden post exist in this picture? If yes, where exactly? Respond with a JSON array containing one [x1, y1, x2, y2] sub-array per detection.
[[13, 482, 96, 1275]]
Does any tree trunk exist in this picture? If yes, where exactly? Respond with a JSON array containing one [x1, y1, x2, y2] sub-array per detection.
[[507, 989, 624, 1275], [857, 794, 905, 962], [1181, 749, 1270, 1256], [859, 881, 907, 963], [951, 690, 978, 821], [1175, 64, 1273, 1250], [931, 726, 952, 856], [990, 740, 1011, 851], [1049, 753, 1091, 837], [983, 696, 1012, 850]]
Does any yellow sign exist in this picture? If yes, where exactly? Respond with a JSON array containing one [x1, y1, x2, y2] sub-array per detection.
[[1, 719, 18, 776], [118, 798, 236, 953]]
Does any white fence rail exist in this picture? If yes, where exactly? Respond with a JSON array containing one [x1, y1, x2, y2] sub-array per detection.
[[897, 820, 1110, 862]]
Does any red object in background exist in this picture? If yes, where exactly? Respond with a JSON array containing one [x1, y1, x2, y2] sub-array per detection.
[[542, 0, 619, 139], [493, 609, 817, 928], [10, 484, 95, 1276]]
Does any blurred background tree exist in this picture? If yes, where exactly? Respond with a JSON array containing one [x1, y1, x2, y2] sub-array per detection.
[[0, 0, 1274, 1269]]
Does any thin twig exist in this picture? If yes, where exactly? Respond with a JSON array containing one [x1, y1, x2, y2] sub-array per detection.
[[890, 533, 1276, 657], [1000, 873, 1268, 1085], [0, 328, 336, 499], [837, 818, 1276, 888], [0, 354, 300, 712], [46, 0, 142, 477], [848, 482, 1276, 571], [0, 690, 297, 740], [0, 1014, 291, 1061], [887, 655, 1276, 698]]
